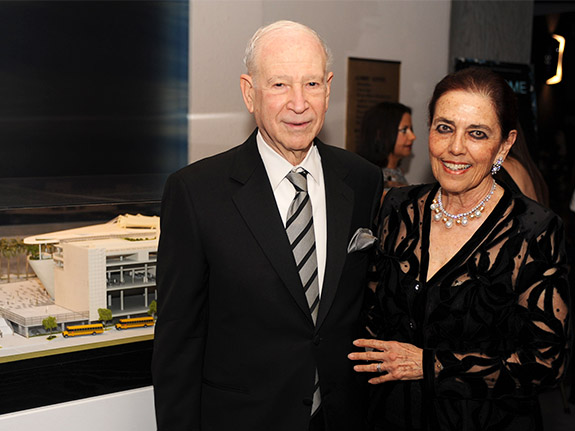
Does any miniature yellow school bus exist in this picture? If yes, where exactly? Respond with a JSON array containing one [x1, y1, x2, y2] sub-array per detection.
[[115, 316, 155, 330], [62, 323, 104, 337]]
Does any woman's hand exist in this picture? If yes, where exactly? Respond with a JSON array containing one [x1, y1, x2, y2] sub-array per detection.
[[348, 338, 424, 384]]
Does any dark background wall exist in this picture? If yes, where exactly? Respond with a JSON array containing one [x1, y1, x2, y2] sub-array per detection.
[[450, 0, 534, 66], [0, 1, 189, 234]]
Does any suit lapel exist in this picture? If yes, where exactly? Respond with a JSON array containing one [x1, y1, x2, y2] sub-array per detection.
[[315, 143, 354, 330], [230, 133, 313, 323]]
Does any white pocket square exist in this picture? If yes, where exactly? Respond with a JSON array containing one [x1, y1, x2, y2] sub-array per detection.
[[347, 228, 377, 253]]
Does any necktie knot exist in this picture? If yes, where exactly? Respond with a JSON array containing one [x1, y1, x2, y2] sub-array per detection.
[[286, 170, 308, 193]]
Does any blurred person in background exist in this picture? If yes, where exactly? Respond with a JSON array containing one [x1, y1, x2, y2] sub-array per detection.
[[357, 102, 416, 196], [495, 124, 549, 206]]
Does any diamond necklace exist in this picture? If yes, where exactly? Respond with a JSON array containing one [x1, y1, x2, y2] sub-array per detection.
[[430, 178, 497, 228]]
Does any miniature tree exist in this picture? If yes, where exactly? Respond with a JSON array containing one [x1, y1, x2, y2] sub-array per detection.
[[98, 308, 113, 326], [12, 239, 24, 280], [24, 243, 39, 278], [42, 316, 57, 338], [0, 238, 6, 281], [148, 300, 157, 319], [2, 239, 16, 282], [6, 240, 18, 283]]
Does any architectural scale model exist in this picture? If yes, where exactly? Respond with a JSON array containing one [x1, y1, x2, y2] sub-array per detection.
[[1, 214, 160, 338]]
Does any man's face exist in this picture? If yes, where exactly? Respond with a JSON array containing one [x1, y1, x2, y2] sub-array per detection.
[[241, 29, 333, 165]]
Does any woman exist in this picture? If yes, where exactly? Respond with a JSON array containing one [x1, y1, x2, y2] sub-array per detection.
[[357, 102, 416, 191], [349, 68, 570, 430], [495, 124, 549, 206]]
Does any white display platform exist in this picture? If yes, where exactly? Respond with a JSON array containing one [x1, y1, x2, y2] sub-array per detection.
[[0, 386, 155, 431]]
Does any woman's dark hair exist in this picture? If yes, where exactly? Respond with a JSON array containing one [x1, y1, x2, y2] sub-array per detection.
[[357, 101, 412, 167], [509, 124, 550, 206], [428, 67, 518, 141]]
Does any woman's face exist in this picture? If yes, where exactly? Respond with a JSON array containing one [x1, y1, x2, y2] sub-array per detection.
[[392, 112, 416, 160], [428, 90, 515, 196]]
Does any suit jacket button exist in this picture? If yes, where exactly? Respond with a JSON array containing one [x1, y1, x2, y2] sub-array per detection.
[[303, 398, 313, 406], [313, 335, 321, 345]]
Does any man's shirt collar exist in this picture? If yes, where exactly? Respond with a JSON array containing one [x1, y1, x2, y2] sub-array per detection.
[[256, 131, 322, 190]]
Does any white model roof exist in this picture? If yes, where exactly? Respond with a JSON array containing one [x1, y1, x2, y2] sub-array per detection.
[[23, 214, 159, 245]]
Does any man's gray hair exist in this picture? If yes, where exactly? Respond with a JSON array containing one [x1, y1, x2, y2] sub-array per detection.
[[243, 20, 333, 78]]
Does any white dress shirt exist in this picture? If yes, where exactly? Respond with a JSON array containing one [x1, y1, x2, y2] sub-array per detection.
[[256, 132, 327, 295]]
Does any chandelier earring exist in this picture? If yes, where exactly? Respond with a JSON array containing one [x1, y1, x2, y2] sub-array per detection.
[[491, 157, 504, 175]]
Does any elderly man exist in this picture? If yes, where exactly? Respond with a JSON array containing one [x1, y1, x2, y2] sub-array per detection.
[[152, 20, 382, 431]]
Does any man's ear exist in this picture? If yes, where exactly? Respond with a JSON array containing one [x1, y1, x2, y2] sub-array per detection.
[[240, 74, 255, 113], [324, 72, 334, 111]]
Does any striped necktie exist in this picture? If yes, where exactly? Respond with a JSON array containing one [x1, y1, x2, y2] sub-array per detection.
[[285, 169, 321, 416]]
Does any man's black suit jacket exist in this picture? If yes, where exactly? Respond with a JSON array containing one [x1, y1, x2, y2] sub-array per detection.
[[152, 130, 383, 431]]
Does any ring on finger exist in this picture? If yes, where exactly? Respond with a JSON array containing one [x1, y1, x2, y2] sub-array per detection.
[[376, 362, 383, 373]]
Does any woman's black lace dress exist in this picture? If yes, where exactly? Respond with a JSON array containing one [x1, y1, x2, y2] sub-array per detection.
[[366, 182, 571, 430]]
